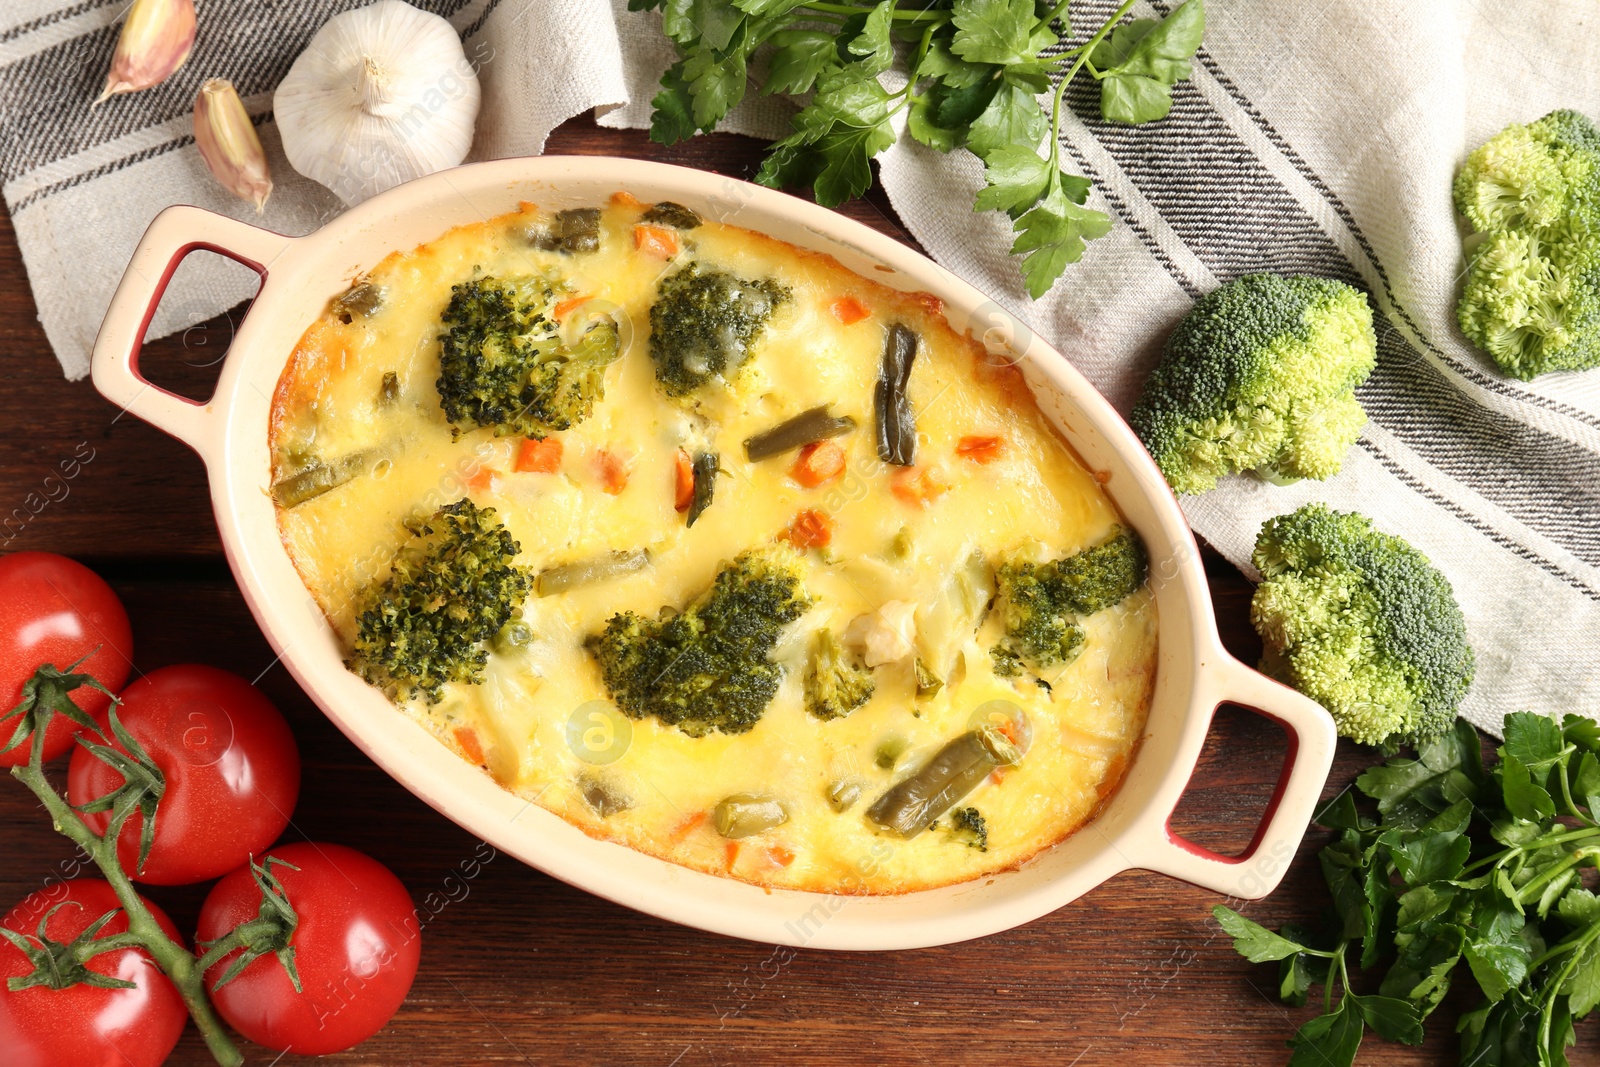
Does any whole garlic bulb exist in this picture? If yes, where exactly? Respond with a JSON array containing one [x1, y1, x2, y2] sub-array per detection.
[[274, 0, 480, 206]]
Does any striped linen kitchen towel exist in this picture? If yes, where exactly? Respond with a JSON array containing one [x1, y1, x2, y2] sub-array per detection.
[[2, 0, 1596, 734]]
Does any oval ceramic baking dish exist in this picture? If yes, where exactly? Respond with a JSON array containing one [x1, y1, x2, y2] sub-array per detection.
[[91, 157, 1335, 950]]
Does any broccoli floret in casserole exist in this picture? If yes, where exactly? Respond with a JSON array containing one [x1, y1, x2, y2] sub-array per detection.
[[1130, 273, 1377, 495], [1454, 109, 1600, 379], [436, 274, 620, 438], [647, 262, 790, 396], [805, 628, 875, 721], [348, 500, 533, 703], [947, 807, 989, 851], [586, 546, 813, 736], [1251, 504, 1475, 748], [990, 527, 1147, 679]]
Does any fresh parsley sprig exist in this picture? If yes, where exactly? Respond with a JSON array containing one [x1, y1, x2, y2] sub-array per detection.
[[637, 0, 1205, 297], [1217, 715, 1600, 1066]]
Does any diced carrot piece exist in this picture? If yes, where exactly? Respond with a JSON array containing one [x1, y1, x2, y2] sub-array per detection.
[[782, 508, 833, 549], [956, 434, 1006, 464], [611, 191, 644, 208], [764, 845, 795, 869], [553, 294, 590, 321], [673, 449, 695, 511], [724, 841, 742, 872], [595, 449, 632, 495], [453, 727, 485, 765], [891, 465, 949, 507], [514, 436, 563, 474], [668, 811, 707, 844], [791, 440, 846, 488], [988, 767, 1010, 787], [466, 468, 498, 495], [995, 717, 1025, 747], [829, 296, 870, 325], [634, 224, 680, 259]]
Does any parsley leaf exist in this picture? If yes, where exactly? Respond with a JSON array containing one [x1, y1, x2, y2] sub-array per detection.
[[1090, 0, 1205, 125], [765, 29, 839, 95], [1286, 1000, 1363, 1067], [1503, 711, 1567, 773], [965, 79, 1050, 157], [1351, 995, 1424, 1046], [847, 1, 896, 73], [949, 0, 1050, 69], [1212, 905, 1316, 963], [1009, 176, 1112, 298], [1501, 753, 1557, 822], [651, 62, 704, 145], [972, 145, 1053, 216]]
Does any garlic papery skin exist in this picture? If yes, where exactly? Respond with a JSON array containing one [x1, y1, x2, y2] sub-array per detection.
[[96, 0, 197, 104], [194, 79, 273, 213], [273, 0, 481, 207]]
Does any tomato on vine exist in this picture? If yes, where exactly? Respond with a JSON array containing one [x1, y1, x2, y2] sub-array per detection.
[[0, 879, 187, 1067], [197, 842, 420, 1055], [0, 552, 133, 767], [68, 664, 300, 885]]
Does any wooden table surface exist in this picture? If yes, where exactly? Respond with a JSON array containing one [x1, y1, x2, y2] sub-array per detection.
[[0, 117, 1586, 1067]]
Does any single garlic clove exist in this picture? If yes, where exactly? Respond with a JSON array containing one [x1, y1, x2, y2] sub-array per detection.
[[194, 79, 273, 213], [96, 0, 197, 105]]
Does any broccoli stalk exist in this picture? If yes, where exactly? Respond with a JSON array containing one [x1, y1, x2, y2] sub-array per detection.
[[1130, 273, 1377, 495], [1250, 504, 1475, 748], [349, 500, 533, 703], [648, 262, 789, 396], [1455, 109, 1600, 379], [436, 274, 620, 438], [991, 527, 1147, 678], [805, 628, 874, 720], [587, 546, 813, 736]]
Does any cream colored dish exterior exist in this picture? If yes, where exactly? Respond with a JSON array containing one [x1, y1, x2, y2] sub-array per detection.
[[91, 158, 1335, 950]]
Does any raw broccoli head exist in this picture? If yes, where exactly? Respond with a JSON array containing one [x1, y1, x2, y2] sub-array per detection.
[[436, 274, 620, 438], [1455, 109, 1600, 380], [647, 262, 789, 396], [1251, 504, 1474, 748], [586, 546, 813, 736], [349, 500, 533, 703], [1130, 273, 1377, 495], [805, 628, 874, 721], [991, 527, 1147, 678]]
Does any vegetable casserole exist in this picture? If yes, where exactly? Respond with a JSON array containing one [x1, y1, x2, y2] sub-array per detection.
[[268, 193, 1157, 893]]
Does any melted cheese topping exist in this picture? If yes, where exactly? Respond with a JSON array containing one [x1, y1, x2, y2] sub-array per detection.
[[270, 195, 1156, 894]]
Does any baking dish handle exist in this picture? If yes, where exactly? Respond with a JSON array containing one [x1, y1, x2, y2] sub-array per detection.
[[1137, 656, 1337, 899], [91, 205, 291, 458]]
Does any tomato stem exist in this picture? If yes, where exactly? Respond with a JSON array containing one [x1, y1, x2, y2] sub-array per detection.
[[10, 720, 245, 1067]]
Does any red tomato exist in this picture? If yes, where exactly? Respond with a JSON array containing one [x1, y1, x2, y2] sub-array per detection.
[[0, 879, 186, 1067], [68, 665, 300, 886], [0, 552, 133, 767], [197, 843, 420, 1055]]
